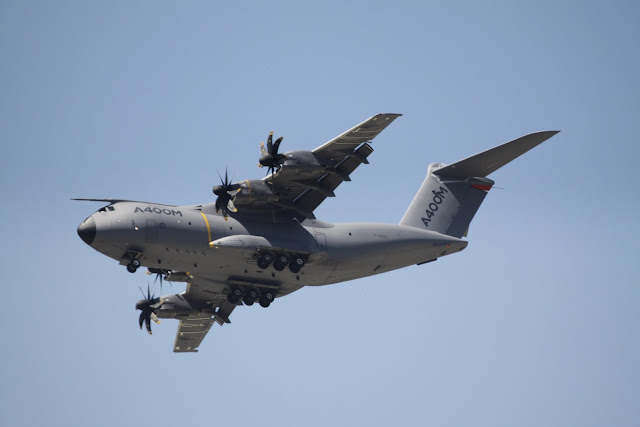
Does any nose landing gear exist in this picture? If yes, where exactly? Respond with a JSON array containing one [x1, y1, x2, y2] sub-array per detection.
[[126, 258, 141, 273]]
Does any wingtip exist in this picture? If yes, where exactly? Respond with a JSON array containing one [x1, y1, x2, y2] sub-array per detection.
[[375, 112, 403, 117]]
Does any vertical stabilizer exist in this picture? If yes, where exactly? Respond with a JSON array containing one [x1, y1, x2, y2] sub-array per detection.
[[399, 131, 559, 238], [399, 164, 494, 238]]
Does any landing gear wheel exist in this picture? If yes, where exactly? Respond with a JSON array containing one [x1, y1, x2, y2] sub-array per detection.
[[257, 253, 274, 270], [243, 288, 258, 306], [289, 256, 305, 273], [259, 291, 275, 308], [273, 255, 290, 271], [127, 258, 140, 273], [227, 287, 243, 304]]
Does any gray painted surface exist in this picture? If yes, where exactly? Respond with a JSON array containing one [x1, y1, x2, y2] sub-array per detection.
[[77, 117, 559, 352]]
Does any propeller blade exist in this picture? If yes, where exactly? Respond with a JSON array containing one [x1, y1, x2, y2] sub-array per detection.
[[273, 136, 283, 155], [145, 315, 152, 334], [227, 199, 237, 213], [151, 312, 160, 324], [139, 311, 145, 330], [267, 132, 273, 153], [260, 141, 267, 157], [215, 197, 222, 213]]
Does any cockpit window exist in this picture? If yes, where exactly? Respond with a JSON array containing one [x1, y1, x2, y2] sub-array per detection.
[[98, 205, 116, 213]]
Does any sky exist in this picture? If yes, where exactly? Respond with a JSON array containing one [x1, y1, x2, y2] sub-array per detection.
[[1, 1, 639, 426]]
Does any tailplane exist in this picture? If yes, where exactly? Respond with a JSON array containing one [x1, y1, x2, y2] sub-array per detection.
[[400, 131, 559, 238]]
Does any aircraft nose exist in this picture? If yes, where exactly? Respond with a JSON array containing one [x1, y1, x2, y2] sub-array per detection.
[[77, 216, 96, 246]]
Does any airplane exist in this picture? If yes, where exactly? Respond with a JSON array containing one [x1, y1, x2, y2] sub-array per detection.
[[76, 113, 559, 352]]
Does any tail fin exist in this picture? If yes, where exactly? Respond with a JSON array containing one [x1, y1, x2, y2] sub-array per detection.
[[399, 131, 559, 238]]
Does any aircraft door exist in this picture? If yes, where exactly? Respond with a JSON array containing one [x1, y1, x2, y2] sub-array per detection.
[[315, 233, 327, 253], [145, 219, 158, 242]]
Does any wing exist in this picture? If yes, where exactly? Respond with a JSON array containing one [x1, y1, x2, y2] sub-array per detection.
[[172, 276, 236, 353], [264, 113, 402, 220], [173, 315, 215, 353]]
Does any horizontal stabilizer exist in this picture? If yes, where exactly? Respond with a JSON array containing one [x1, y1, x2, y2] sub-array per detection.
[[434, 131, 559, 178]]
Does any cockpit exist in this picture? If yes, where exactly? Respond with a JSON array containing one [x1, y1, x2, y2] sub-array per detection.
[[97, 205, 116, 213]]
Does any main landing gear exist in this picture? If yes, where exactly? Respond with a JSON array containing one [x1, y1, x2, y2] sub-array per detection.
[[257, 253, 305, 273], [227, 286, 275, 308]]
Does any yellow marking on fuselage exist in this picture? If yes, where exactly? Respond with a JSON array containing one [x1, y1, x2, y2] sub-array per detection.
[[200, 213, 212, 245], [245, 179, 252, 200]]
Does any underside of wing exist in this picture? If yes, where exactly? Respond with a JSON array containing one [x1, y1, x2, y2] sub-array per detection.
[[172, 276, 236, 353], [173, 315, 216, 353], [260, 113, 402, 220]]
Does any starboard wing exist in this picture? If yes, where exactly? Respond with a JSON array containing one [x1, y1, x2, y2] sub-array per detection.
[[263, 113, 402, 220]]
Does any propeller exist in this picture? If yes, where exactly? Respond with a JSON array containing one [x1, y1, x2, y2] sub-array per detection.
[[258, 131, 285, 175], [135, 285, 164, 335], [146, 268, 168, 294], [212, 168, 241, 219]]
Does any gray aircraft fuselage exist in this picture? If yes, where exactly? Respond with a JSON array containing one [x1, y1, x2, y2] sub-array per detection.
[[78, 201, 466, 298]]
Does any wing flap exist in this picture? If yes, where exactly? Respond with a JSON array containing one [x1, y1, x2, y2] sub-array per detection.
[[312, 113, 402, 156], [170, 277, 236, 353], [173, 315, 215, 353]]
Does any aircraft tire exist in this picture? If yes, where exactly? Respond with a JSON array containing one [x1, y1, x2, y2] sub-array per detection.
[[243, 288, 258, 306], [273, 255, 289, 271], [289, 256, 304, 273], [259, 291, 274, 308], [227, 287, 243, 304], [257, 253, 273, 270], [126, 264, 137, 273]]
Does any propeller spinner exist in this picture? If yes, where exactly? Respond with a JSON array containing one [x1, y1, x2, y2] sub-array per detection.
[[258, 132, 285, 175], [135, 285, 163, 335], [212, 169, 241, 219]]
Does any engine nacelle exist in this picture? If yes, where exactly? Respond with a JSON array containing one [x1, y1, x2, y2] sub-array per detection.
[[280, 150, 325, 174], [232, 179, 278, 207], [155, 294, 197, 319]]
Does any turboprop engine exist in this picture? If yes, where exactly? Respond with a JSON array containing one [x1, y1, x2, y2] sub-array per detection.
[[231, 179, 278, 207]]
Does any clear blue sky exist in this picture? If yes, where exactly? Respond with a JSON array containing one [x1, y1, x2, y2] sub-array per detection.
[[2, 1, 639, 426]]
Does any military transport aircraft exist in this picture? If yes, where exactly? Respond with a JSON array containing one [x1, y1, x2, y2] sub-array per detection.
[[76, 113, 559, 352]]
